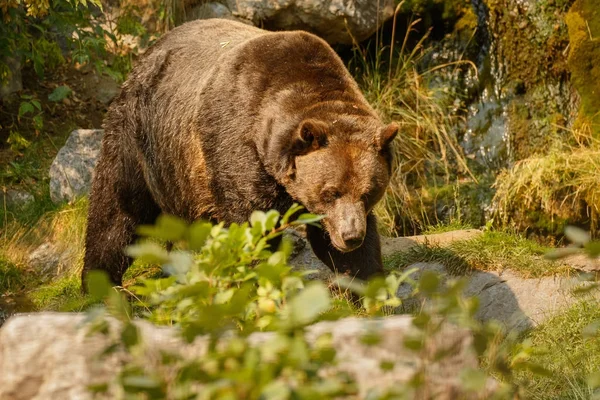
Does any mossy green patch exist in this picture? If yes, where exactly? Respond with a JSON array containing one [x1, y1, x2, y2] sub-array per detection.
[[123, 260, 164, 288], [566, 0, 600, 136], [519, 299, 600, 399], [29, 275, 95, 311]]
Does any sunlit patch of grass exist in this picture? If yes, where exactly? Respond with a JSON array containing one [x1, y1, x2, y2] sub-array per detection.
[[494, 134, 600, 237], [421, 220, 475, 235], [518, 299, 600, 399], [1, 197, 88, 279], [386, 230, 573, 278], [29, 275, 95, 311], [448, 230, 570, 278]]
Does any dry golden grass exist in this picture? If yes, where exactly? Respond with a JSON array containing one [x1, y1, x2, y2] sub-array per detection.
[[347, 5, 477, 236], [1, 198, 88, 279], [493, 132, 600, 235]]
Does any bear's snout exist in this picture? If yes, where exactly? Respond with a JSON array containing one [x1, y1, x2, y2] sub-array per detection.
[[330, 203, 366, 252]]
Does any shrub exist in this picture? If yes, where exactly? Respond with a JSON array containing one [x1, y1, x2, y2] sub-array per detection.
[[82, 206, 576, 399]]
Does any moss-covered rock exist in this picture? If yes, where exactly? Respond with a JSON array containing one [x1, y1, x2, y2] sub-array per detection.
[[566, 0, 600, 136]]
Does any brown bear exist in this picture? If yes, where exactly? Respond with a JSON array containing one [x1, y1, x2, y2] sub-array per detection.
[[82, 19, 398, 288]]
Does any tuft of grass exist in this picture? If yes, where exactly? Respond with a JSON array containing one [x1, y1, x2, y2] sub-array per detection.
[[29, 275, 94, 311], [449, 230, 572, 278], [494, 135, 600, 237], [0, 197, 88, 278], [421, 220, 475, 235], [0, 257, 29, 294], [387, 230, 573, 278], [518, 299, 600, 399]]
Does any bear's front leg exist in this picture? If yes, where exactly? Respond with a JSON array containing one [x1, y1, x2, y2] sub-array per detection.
[[306, 212, 384, 281], [82, 135, 161, 290]]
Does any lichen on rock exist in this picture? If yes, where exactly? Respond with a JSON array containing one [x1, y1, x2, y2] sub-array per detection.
[[566, 0, 600, 136]]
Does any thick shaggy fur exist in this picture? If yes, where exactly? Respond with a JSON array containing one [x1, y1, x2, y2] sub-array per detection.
[[83, 19, 398, 287]]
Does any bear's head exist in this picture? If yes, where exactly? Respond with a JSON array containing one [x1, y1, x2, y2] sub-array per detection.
[[277, 116, 398, 252]]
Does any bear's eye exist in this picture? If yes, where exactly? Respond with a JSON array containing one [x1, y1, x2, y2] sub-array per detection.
[[321, 188, 342, 203]]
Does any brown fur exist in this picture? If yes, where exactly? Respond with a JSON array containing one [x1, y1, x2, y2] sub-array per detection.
[[82, 19, 398, 287]]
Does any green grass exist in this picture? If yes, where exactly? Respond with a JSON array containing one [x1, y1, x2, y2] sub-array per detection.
[[518, 299, 600, 399], [28, 275, 95, 311], [421, 221, 475, 235], [386, 230, 573, 278], [0, 257, 28, 294], [493, 139, 600, 236], [449, 230, 571, 278]]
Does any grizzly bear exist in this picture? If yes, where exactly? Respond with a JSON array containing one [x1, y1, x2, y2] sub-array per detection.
[[82, 19, 398, 288]]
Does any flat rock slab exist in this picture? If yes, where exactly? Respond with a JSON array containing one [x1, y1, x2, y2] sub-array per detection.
[[397, 262, 588, 332], [0, 312, 491, 399], [289, 229, 588, 332]]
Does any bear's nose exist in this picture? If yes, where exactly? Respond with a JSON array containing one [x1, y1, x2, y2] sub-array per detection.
[[341, 220, 365, 250], [342, 235, 364, 250]]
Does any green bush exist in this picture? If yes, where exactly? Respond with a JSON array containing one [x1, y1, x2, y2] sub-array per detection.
[[79, 207, 599, 399]]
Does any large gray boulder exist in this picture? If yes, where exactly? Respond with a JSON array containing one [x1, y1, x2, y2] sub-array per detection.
[[190, 0, 395, 45], [49, 129, 104, 204], [0, 312, 492, 399]]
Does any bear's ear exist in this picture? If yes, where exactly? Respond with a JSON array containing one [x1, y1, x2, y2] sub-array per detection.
[[376, 123, 399, 150], [292, 119, 328, 155]]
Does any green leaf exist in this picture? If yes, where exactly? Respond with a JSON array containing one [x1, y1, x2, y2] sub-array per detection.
[[48, 85, 72, 102], [380, 360, 395, 371], [85, 270, 112, 301], [565, 226, 590, 246], [290, 213, 324, 227], [459, 368, 488, 392], [281, 203, 304, 225], [7, 131, 31, 151], [18, 101, 34, 117], [403, 334, 424, 351], [120, 322, 139, 349], [261, 381, 291, 400], [545, 247, 581, 260], [286, 282, 331, 327], [32, 114, 43, 131], [360, 331, 382, 346], [520, 362, 553, 377], [418, 271, 440, 295], [264, 209, 280, 231], [584, 241, 600, 258], [121, 375, 162, 392], [137, 214, 187, 242], [125, 241, 170, 264], [187, 221, 212, 251], [250, 210, 266, 232], [31, 100, 42, 110]]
